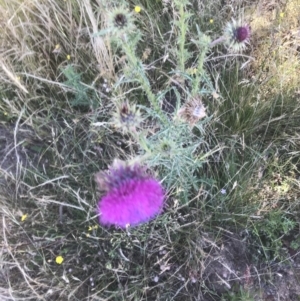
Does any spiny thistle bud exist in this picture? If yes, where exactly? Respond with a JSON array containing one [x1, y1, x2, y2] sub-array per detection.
[[158, 138, 176, 158], [177, 96, 207, 126], [112, 100, 142, 133], [107, 6, 135, 37], [224, 19, 251, 52], [114, 13, 128, 28], [95, 160, 164, 228]]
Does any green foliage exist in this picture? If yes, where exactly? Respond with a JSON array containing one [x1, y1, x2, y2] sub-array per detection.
[[215, 64, 261, 138], [173, 0, 193, 71], [62, 65, 97, 108], [290, 236, 300, 250], [142, 121, 207, 200], [251, 211, 297, 261], [221, 286, 255, 301]]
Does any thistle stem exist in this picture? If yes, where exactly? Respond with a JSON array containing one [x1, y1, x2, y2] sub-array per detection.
[[122, 42, 169, 125], [210, 36, 226, 47]]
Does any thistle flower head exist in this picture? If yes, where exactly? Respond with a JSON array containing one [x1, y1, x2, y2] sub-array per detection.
[[177, 96, 207, 126], [224, 19, 251, 52], [114, 13, 128, 28], [96, 160, 164, 228], [158, 138, 176, 158], [112, 100, 142, 133], [107, 6, 135, 37]]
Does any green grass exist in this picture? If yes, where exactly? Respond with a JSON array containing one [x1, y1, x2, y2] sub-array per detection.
[[1, 0, 300, 300]]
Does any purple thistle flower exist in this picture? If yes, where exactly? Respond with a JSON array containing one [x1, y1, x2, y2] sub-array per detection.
[[224, 19, 251, 52], [96, 160, 164, 228], [235, 26, 249, 43]]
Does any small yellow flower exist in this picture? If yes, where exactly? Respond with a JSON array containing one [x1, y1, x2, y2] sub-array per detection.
[[187, 67, 197, 75], [88, 225, 98, 231], [279, 12, 284, 18], [66, 54, 71, 60], [55, 255, 64, 264], [4, 112, 8, 116], [134, 6, 141, 13], [209, 19, 214, 24], [52, 44, 62, 54], [21, 214, 27, 222]]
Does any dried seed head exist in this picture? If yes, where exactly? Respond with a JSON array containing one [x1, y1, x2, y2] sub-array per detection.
[[178, 96, 207, 125], [112, 100, 142, 133]]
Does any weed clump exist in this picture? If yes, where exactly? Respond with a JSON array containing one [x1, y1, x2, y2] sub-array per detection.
[[1, 0, 300, 300]]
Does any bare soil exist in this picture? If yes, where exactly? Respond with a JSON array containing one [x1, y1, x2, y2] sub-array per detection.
[[202, 232, 300, 300]]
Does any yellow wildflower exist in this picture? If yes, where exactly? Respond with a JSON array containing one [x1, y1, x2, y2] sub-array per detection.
[[88, 225, 98, 231], [55, 255, 64, 264], [21, 214, 27, 222], [187, 68, 197, 75], [209, 19, 214, 24], [52, 44, 61, 54], [134, 6, 141, 13], [279, 12, 284, 18], [66, 54, 71, 60]]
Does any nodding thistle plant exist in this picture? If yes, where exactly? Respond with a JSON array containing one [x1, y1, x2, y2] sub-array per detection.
[[100, 3, 249, 205], [104, 4, 168, 125]]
